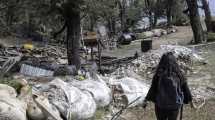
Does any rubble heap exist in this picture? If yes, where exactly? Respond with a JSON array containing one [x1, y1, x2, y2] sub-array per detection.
[[131, 45, 205, 78], [0, 46, 22, 75]]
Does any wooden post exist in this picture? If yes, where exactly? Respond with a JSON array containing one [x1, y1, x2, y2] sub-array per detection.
[[98, 39, 102, 71], [91, 46, 94, 60]]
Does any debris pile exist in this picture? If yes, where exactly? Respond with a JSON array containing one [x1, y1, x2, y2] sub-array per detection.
[[0, 72, 150, 120], [0, 44, 70, 76], [0, 46, 22, 76], [160, 45, 204, 63], [19, 45, 68, 77], [131, 45, 205, 78], [136, 27, 177, 39], [132, 49, 165, 78]]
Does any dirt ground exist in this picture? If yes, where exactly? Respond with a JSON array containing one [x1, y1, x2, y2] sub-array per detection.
[[153, 26, 193, 48], [102, 26, 193, 58], [120, 99, 215, 120]]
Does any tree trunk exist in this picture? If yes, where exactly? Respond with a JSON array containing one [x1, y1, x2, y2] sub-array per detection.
[[111, 18, 116, 35], [119, 0, 126, 31], [65, 7, 81, 70], [186, 0, 206, 44], [107, 18, 116, 37], [89, 16, 95, 32], [201, 0, 212, 31], [6, 7, 14, 26], [153, 12, 158, 27], [107, 19, 112, 37], [149, 11, 153, 30], [166, 0, 173, 26]]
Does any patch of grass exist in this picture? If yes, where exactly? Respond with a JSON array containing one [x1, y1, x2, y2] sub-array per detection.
[[91, 107, 110, 120], [0, 77, 22, 93], [207, 32, 215, 42]]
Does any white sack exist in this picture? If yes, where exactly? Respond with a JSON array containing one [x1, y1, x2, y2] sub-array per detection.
[[119, 77, 149, 107], [69, 78, 112, 107], [36, 78, 97, 120]]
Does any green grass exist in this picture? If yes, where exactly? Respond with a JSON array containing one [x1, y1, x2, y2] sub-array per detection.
[[90, 107, 110, 120], [0, 77, 22, 93], [207, 32, 215, 42]]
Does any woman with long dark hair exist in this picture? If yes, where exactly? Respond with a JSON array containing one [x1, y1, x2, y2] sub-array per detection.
[[144, 52, 193, 120]]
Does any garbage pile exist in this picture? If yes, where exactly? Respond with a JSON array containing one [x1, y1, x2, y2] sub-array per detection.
[[21, 45, 67, 64], [160, 45, 204, 63], [131, 45, 205, 78], [0, 44, 71, 76], [0, 46, 22, 76], [0, 72, 152, 120], [0, 79, 62, 120], [136, 27, 177, 39], [32, 74, 113, 120], [20, 45, 70, 77]]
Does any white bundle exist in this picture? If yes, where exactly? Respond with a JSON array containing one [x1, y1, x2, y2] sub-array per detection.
[[0, 84, 27, 120], [118, 77, 150, 107], [69, 78, 112, 107], [38, 78, 97, 120]]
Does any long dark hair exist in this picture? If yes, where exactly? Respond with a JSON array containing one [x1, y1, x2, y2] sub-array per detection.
[[154, 52, 186, 84]]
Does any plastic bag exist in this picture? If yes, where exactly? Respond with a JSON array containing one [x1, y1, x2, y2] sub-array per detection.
[[119, 77, 149, 107], [36, 78, 97, 120], [0, 97, 27, 120], [69, 78, 112, 107], [0, 84, 17, 98]]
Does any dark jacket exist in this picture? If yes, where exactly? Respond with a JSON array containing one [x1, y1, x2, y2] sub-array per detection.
[[145, 74, 192, 105]]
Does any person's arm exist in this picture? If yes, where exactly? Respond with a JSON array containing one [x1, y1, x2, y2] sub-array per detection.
[[181, 82, 192, 104], [145, 74, 159, 102]]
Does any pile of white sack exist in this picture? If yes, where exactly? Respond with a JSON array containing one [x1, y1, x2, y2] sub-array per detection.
[[68, 80, 112, 107], [35, 79, 96, 120], [0, 74, 153, 120], [35, 75, 112, 120], [33, 73, 151, 119]]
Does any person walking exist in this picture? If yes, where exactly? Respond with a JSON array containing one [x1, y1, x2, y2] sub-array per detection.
[[143, 52, 194, 120]]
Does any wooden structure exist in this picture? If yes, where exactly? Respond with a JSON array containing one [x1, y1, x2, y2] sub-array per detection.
[[83, 32, 103, 70]]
